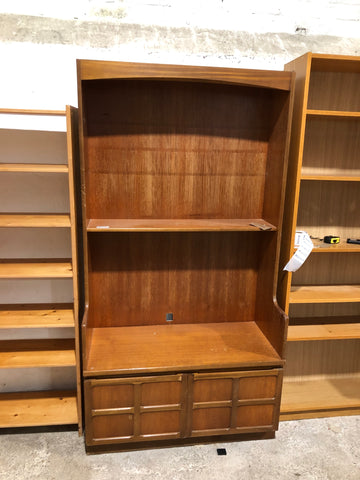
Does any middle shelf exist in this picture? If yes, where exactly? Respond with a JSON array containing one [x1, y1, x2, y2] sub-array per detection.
[[87, 218, 277, 232]]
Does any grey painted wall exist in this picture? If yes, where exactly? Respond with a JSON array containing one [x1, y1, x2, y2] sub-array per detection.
[[0, 1, 359, 109]]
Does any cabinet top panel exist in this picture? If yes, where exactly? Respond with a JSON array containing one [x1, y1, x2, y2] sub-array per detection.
[[77, 59, 293, 91]]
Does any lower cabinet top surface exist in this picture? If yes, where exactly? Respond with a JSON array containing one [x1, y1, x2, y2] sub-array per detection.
[[84, 322, 283, 377]]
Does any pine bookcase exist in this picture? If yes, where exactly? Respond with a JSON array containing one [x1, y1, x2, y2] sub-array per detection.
[[0, 108, 82, 430], [279, 53, 360, 420]]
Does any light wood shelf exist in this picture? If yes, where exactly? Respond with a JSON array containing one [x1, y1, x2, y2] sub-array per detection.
[[0, 339, 76, 368], [288, 322, 360, 341], [289, 285, 360, 304], [301, 174, 360, 182], [301, 239, 360, 253], [84, 322, 283, 377], [0, 390, 77, 427], [0, 305, 74, 329], [0, 260, 73, 278], [281, 377, 360, 420], [0, 163, 68, 173], [87, 218, 277, 232], [0, 214, 71, 228], [0, 108, 66, 116], [306, 109, 360, 118]]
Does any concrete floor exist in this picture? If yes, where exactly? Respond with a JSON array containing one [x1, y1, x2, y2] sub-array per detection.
[[0, 416, 359, 480]]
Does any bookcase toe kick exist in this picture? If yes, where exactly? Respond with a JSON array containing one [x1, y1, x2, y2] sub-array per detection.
[[84, 368, 283, 449]]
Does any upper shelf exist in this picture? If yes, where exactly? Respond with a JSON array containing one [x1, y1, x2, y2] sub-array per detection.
[[87, 218, 277, 232], [0, 164, 68, 173], [0, 214, 71, 228]]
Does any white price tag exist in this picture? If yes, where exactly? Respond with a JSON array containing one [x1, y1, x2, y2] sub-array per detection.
[[284, 231, 313, 272]]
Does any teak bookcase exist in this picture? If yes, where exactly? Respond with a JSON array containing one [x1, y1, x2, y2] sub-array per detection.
[[279, 53, 360, 420], [77, 60, 294, 452], [0, 108, 82, 430]]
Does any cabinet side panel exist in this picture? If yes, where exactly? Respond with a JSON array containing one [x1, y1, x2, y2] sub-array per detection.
[[278, 54, 312, 313]]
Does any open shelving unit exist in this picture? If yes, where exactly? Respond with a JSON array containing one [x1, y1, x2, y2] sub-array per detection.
[[279, 53, 360, 420], [0, 108, 82, 430], [78, 60, 294, 451]]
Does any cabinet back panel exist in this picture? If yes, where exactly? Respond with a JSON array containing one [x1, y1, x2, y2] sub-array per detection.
[[87, 232, 273, 327], [285, 340, 360, 378], [302, 117, 360, 176], [0, 173, 69, 214], [0, 129, 67, 164], [307, 71, 360, 111], [297, 181, 360, 240], [82, 80, 286, 219], [292, 253, 360, 286]]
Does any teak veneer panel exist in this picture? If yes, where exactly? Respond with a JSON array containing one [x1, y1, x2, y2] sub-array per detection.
[[87, 218, 276, 232], [78, 60, 293, 449], [0, 339, 76, 368], [84, 322, 283, 376], [0, 214, 71, 228], [87, 232, 269, 328], [0, 305, 74, 329], [0, 260, 73, 278], [0, 390, 77, 427], [82, 79, 289, 223]]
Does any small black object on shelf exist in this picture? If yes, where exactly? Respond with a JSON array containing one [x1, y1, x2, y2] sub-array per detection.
[[347, 238, 360, 245]]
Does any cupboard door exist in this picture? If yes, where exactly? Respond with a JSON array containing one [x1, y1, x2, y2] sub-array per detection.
[[85, 374, 187, 445], [190, 369, 282, 436]]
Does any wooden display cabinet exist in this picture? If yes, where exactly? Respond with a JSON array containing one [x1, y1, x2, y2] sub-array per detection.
[[279, 53, 360, 420], [77, 60, 294, 451]]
